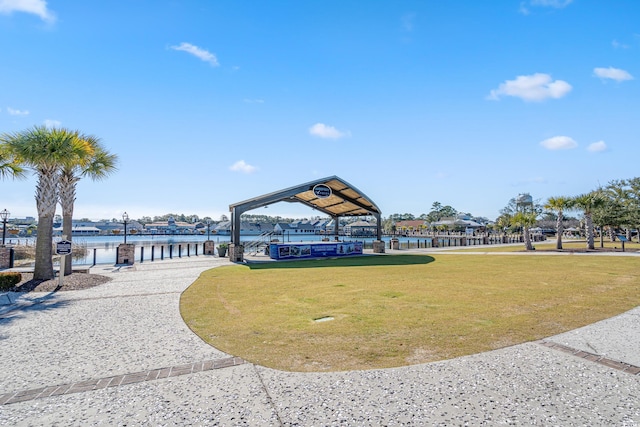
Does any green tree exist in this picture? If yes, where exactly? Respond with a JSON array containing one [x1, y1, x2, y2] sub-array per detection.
[[59, 132, 118, 274], [495, 213, 512, 235], [544, 196, 573, 250], [594, 181, 629, 246], [1, 126, 91, 280], [625, 177, 640, 242], [511, 211, 538, 250], [572, 192, 606, 250]]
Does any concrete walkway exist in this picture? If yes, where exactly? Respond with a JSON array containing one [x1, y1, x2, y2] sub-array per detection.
[[0, 254, 639, 425]]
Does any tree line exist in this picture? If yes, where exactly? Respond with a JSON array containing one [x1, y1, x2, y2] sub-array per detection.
[[496, 178, 640, 251]]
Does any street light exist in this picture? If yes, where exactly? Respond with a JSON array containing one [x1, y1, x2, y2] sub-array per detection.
[[0, 209, 9, 245], [122, 212, 129, 244], [206, 219, 211, 240]]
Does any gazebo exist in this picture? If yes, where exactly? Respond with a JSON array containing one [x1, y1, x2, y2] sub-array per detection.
[[228, 176, 384, 261]]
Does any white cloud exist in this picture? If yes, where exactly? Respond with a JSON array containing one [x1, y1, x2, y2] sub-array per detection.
[[0, 0, 55, 22], [43, 119, 61, 128], [401, 13, 416, 32], [530, 0, 573, 8], [540, 136, 578, 150], [593, 67, 633, 82], [587, 141, 607, 152], [518, 2, 530, 15], [309, 123, 349, 139], [488, 73, 572, 102], [7, 107, 29, 116], [521, 0, 572, 14], [612, 40, 629, 49], [170, 42, 219, 67], [229, 160, 257, 174]]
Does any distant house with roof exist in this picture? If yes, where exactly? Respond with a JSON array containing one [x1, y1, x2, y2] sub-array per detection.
[[143, 216, 198, 234], [344, 220, 378, 236], [215, 221, 274, 235], [288, 220, 316, 234], [431, 214, 484, 232], [395, 220, 428, 235]]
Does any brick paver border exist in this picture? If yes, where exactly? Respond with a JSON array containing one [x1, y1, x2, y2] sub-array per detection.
[[539, 340, 640, 375], [0, 356, 245, 406], [3, 343, 638, 406]]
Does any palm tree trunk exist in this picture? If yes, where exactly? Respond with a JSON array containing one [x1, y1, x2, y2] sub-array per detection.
[[33, 169, 58, 280], [585, 214, 595, 250], [62, 212, 73, 275], [524, 227, 533, 250], [34, 215, 55, 280], [555, 211, 564, 250], [59, 173, 77, 276]]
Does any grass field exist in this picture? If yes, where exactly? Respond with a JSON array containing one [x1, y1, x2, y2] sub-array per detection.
[[180, 253, 640, 372], [449, 239, 640, 253]]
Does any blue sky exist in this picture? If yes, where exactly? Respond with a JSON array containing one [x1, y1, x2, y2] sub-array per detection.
[[1, 0, 638, 221]]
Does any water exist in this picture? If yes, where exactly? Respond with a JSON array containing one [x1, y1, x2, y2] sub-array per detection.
[[11, 233, 489, 266]]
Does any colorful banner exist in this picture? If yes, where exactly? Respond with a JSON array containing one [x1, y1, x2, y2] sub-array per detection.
[[269, 242, 363, 260]]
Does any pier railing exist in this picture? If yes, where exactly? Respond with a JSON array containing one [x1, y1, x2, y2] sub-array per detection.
[[361, 234, 546, 250]]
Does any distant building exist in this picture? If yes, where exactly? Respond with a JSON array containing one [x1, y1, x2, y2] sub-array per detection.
[[395, 220, 428, 235], [53, 225, 101, 236], [143, 216, 197, 234], [214, 221, 274, 235], [344, 220, 377, 237]]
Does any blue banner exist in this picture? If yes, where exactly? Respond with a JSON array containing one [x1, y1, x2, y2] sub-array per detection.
[[269, 242, 363, 260]]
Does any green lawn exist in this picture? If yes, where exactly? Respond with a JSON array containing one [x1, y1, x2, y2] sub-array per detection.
[[449, 239, 640, 252], [180, 254, 640, 372]]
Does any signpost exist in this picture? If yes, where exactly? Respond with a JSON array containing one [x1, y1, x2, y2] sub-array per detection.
[[56, 240, 72, 287], [617, 235, 628, 252]]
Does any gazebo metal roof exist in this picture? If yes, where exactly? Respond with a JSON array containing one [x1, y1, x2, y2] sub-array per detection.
[[229, 176, 382, 245]]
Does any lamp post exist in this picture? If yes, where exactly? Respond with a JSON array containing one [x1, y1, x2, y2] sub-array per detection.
[[206, 219, 211, 240], [122, 212, 129, 244], [0, 209, 9, 245]]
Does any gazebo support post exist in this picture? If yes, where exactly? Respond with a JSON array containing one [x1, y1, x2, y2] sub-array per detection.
[[230, 208, 244, 262], [372, 212, 385, 253]]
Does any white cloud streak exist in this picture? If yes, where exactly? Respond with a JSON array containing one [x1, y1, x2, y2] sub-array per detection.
[[587, 141, 607, 152], [540, 136, 578, 150], [488, 73, 572, 102], [170, 42, 219, 67], [401, 13, 416, 32], [530, 0, 573, 8], [309, 123, 350, 139], [43, 119, 61, 128], [593, 67, 633, 82], [0, 0, 55, 22], [7, 107, 29, 116], [229, 160, 257, 174]]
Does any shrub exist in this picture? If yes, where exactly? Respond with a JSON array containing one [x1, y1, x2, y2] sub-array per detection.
[[0, 272, 22, 291]]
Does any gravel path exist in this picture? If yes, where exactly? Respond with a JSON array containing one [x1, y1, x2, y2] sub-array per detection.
[[1, 254, 639, 426]]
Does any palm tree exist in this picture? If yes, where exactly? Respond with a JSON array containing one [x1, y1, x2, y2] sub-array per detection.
[[495, 213, 512, 236], [572, 192, 606, 250], [544, 196, 573, 250], [511, 211, 538, 250], [1, 126, 91, 280], [59, 134, 118, 274], [0, 143, 25, 179]]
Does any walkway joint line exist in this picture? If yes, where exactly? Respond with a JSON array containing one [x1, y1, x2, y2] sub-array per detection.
[[538, 340, 640, 375], [0, 356, 245, 406]]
